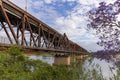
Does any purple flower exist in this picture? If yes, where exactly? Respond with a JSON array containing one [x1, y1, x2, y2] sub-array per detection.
[[87, 0, 120, 52]]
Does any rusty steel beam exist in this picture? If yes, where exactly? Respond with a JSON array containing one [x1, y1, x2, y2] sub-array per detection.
[[41, 26, 48, 48], [19, 28, 28, 46], [26, 17, 37, 47], [0, 22, 13, 44], [0, 2, 18, 44], [21, 15, 25, 46]]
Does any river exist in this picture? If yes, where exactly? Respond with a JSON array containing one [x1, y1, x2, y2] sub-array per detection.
[[28, 55, 118, 80], [29, 55, 54, 65], [84, 57, 117, 80]]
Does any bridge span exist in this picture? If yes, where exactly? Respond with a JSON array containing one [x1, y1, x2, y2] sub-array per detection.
[[0, 0, 88, 55]]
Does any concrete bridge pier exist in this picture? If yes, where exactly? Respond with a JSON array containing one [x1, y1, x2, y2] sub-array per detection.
[[54, 54, 70, 65], [54, 54, 89, 65]]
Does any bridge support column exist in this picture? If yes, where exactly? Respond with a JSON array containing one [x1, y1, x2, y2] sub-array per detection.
[[76, 55, 88, 60], [54, 54, 70, 65]]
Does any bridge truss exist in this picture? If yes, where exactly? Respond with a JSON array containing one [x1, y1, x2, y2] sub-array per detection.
[[0, 0, 88, 54]]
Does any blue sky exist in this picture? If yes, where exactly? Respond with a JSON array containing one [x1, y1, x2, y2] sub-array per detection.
[[9, 0, 117, 52]]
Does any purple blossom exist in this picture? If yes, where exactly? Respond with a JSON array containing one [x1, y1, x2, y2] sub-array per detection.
[[87, 0, 120, 52]]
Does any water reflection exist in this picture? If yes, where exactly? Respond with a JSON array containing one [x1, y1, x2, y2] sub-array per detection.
[[84, 58, 117, 80], [29, 55, 54, 65]]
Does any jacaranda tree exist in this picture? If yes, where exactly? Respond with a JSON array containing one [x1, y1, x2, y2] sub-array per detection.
[[87, 0, 120, 52]]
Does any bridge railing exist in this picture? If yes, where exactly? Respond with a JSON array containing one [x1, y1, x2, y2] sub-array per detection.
[[0, 36, 54, 48]]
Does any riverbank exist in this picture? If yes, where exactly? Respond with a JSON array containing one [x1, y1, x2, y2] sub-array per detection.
[[1, 46, 120, 80], [0, 46, 76, 80]]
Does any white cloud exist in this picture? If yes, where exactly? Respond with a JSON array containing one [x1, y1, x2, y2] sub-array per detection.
[[33, 1, 44, 8], [44, 0, 56, 4], [78, 40, 103, 52], [55, 4, 92, 41], [10, 0, 26, 10], [56, 16, 86, 38], [78, 0, 99, 6]]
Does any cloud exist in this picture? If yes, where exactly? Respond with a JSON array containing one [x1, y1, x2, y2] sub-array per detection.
[[55, 4, 93, 41], [77, 0, 99, 6], [43, 0, 57, 4], [9, 0, 26, 10], [78, 40, 103, 52], [32, 1, 44, 8]]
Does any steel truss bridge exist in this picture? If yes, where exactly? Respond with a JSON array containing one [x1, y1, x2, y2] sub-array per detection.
[[0, 0, 88, 54]]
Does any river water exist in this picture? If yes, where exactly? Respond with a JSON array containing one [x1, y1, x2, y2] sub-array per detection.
[[84, 58, 117, 80], [29, 55, 54, 65], [28, 55, 118, 80]]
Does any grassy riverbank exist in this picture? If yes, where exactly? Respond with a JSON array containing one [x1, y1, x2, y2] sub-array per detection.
[[0, 46, 75, 80]]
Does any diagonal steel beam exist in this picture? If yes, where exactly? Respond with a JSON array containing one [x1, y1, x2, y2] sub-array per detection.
[[21, 15, 25, 46], [26, 17, 37, 47], [63, 33, 70, 49], [19, 28, 28, 46], [0, 3, 18, 44], [56, 36, 62, 48], [41, 25, 48, 48], [50, 33, 57, 48], [0, 22, 13, 44], [38, 25, 41, 47]]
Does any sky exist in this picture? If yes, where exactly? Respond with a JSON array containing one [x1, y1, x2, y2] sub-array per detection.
[[8, 0, 117, 52]]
